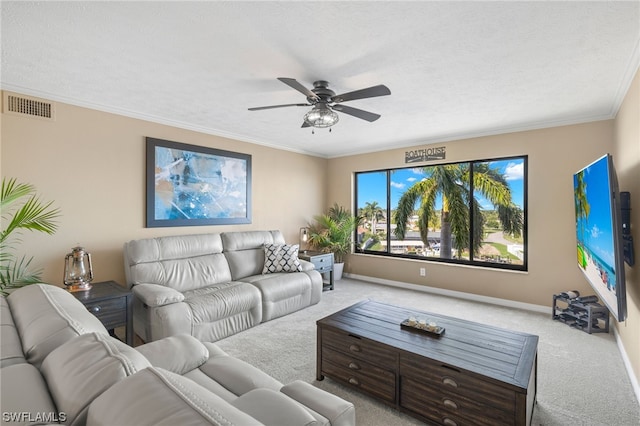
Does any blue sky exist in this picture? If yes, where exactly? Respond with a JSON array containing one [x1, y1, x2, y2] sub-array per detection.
[[575, 155, 615, 268], [357, 159, 525, 212]]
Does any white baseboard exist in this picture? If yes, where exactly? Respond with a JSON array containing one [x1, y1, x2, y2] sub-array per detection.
[[344, 273, 549, 314], [344, 272, 640, 407], [614, 327, 640, 406]]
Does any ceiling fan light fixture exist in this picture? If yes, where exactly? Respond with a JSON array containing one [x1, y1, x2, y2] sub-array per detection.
[[303, 104, 339, 128]]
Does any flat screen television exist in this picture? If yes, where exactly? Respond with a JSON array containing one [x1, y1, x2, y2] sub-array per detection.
[[573, 154, 627, 322]]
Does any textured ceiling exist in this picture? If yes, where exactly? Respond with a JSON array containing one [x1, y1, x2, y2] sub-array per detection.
[[2, 1, 639, 158]]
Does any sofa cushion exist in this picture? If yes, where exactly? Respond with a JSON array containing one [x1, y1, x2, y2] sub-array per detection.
[[86, 367, 263, 426], [222, 230, 285, 279], [131, 254, 232, 293], [125, 233, 225, 264], [182, 282, 263, 342], [124, 233, 232, 292], [247, 273, 313, 322], [41, 332, 151, 426], [198, 346, 283, 396], [183, 282, 261, 324], [135, 334, 209, 375], [7, 284, 108, 368], [262, 243, 303, 273], [1, 297, 26, 367], [0, 363, 61, 425], [0, 323, 25, 367], [221, 230, 284, 252]]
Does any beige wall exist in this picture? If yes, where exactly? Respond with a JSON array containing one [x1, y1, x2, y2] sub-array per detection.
[[1, 94, 328, 286], [613, 68, 640, 389]]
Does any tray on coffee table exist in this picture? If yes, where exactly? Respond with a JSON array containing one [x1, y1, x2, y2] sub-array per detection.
[[400, 319, 445, 336]]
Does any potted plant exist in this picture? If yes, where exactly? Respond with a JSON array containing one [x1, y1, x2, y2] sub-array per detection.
[[1, 178, 60, 295], [308, 203, 361, 280]]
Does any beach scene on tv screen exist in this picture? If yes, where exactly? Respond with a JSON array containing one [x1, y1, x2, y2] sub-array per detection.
[[574, 157, 618, 313]]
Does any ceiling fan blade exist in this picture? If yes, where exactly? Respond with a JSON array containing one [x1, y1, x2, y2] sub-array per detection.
[[248, 103, 310, 111], [332, 84, 391, 103], [332, 104, 381, 122], [277, 78, 319, 100]]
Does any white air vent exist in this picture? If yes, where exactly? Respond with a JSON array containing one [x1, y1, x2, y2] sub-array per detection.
[[3, 93, 55, 121]]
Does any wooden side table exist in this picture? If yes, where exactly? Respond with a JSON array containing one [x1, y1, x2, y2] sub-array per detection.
[[299, 251, 334, 290], [71, 280, 133, 346]]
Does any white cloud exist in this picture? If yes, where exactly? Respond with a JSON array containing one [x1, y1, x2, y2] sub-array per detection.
[[591, 224, 601, 239], [391, 181, 405, 189], [504, 162, 524, 180], [407, 177, 417, 182]]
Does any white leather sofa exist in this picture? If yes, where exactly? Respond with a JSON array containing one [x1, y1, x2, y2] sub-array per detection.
[[123, 230, 323, 342], [0, 284, 355, 426]]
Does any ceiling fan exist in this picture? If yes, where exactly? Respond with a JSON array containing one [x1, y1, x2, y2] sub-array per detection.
[[248, 78, 391, 130]]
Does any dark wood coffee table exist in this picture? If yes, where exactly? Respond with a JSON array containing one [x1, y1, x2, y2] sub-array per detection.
[[317, 300, 538, 426]]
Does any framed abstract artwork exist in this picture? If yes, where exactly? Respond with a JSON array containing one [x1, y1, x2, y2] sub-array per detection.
[[146, 137, 252, 227]]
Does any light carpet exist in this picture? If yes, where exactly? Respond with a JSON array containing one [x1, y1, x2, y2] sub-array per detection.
[[214, 278, 640, 425]]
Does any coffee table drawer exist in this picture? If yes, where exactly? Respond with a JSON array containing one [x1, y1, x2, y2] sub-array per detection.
[[400, 354, 515, 413], [322, 328, 396, 367], [322, 348, 396, 403], [401, 376, 514, 426]]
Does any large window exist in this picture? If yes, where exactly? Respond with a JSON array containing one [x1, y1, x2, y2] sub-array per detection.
[[355, 156, 527, 271]]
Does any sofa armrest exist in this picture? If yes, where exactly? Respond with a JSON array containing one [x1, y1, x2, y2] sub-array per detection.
[[232, 388, 317, 426], [135, 334, 209, 375], [298, 259, 316, 272], [281, 381, 355, 426], [198, 346, 283, 395], [133, 283, 184, 307]]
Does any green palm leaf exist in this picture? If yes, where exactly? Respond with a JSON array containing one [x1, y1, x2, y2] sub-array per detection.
[[393, 162, 523, 260], [309, 203, 362, 264], [1, 178, 60, 294]]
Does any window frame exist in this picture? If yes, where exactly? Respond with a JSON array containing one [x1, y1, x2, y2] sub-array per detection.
[[354, 155, 528, 272]]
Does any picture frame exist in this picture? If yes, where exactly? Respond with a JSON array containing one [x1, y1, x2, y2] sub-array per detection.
[[146, 137, 252, 227]]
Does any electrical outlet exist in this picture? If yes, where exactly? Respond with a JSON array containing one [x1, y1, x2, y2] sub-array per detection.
[[419, 267, 426, 277]]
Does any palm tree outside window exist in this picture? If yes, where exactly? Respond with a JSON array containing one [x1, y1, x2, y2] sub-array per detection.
[[355, 156, 527, 271]]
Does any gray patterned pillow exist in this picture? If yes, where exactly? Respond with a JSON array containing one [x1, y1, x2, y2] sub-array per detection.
[[263, 243, 302, 273]]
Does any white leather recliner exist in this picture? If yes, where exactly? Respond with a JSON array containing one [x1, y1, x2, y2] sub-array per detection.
[[123, 230, 323, 342], [0, 284, 355, 426]]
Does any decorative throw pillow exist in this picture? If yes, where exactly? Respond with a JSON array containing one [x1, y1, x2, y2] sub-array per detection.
[[263, 243, 302, 273]]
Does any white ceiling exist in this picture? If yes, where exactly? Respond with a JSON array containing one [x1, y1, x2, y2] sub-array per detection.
[[2, 1, 639, 158]]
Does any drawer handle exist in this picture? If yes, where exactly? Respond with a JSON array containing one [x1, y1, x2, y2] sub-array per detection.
[[443, 399, 458, 410], [90, 306, 101, 313], [349, 344, 361, 352], [443, 418, 457, 426], [348, 362, 361, 370], [442, 377, 458, 388], [348, 377, 359, 386]]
